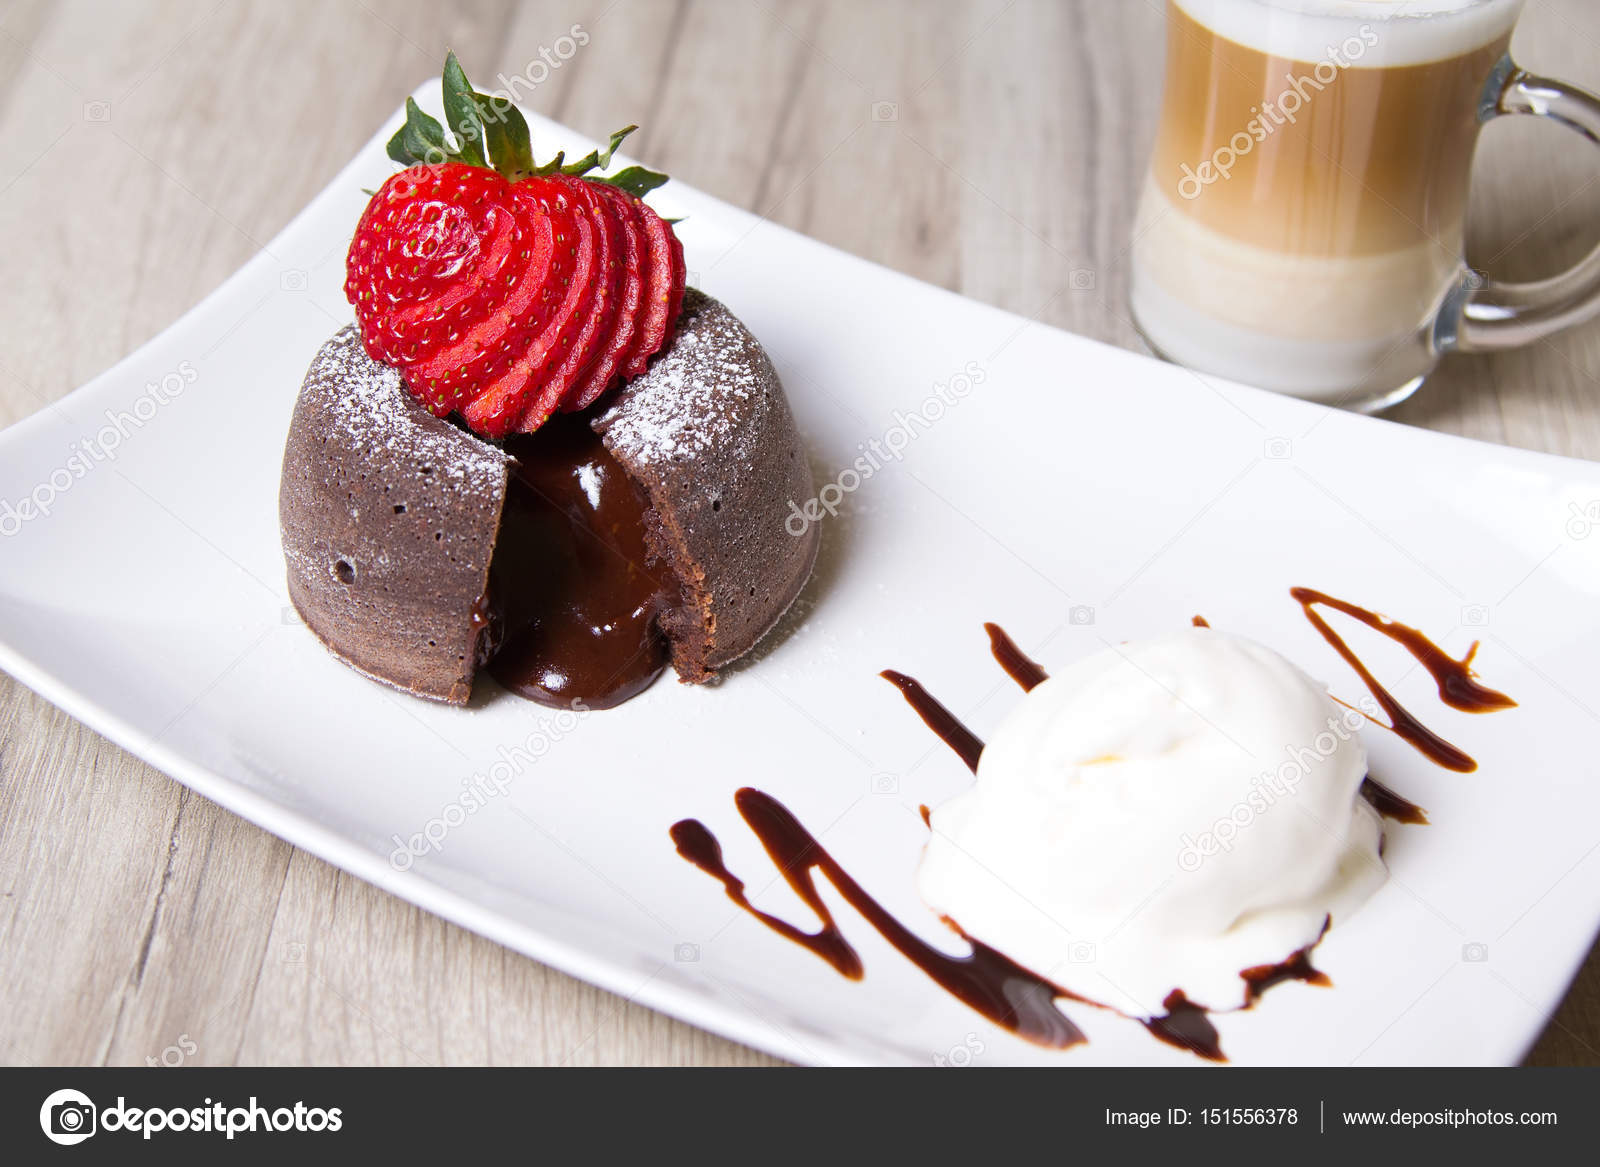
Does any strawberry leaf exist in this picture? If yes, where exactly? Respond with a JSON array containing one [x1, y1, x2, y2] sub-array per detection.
[[561, 126, 638, 176], [387, 97, 456, 167], [474, 90, 536, 179], [445, 51, 537, 180], [531, 151, 567, 177], [594, 165, 670, 199], [376, 56, 671, 203], [441, 51, 487, 168], [384, 132, 412, 167]]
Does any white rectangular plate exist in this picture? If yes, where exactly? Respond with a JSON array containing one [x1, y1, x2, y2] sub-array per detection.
[[3, 87, 1599, 1066]]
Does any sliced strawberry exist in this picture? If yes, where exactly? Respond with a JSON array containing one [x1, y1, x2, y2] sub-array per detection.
[[455, 359, 536, 438], [387, 200, 521, 352], [565, 181, 647, 410], [388, 203, 513, 326], [662, 221, 686, 350], [513, 351, 579, 435], [389, 215, 539, 416], [619, 194, 682, 379], [506, 181, 604, 432], [537, 174, 622, 416], [345, 165, 515, 370], [345, 56, 687, 440], [403, 184, 565, 412], [460, 181, 599, 438]]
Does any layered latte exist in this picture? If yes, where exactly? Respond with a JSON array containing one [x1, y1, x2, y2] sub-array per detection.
[[1131, 0, 1523, 403]]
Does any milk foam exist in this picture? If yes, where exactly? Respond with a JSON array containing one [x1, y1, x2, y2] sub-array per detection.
[[1130, 177, 1458, 399], [1175, 0, 1522, 67], [1130, 271, 1439, 402]]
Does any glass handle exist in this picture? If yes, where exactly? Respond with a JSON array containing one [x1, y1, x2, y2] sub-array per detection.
[[1450, 65, 1600, 354]]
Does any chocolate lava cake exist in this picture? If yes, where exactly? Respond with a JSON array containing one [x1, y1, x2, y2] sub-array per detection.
[[280, 57, 818, 708], [279, 291, 819, 707]]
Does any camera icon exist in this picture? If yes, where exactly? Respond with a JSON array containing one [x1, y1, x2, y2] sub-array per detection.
[[1463, 268, 1488, 291], [1567, 500, 1599, 540], [1263, 437, 1293, 460], [281, 605, 301, 625], [1068, 605, 1095, 626], [40, 1089, 97, 1145], [674, 942, 700, 963], [1066, 940, 1097, 964], [51, 1101, 94, 1136], [871, 101, 898, 122], [1069, 268, 1096, 291], [1460, 604, 1490, 628], [685, 269, 700, 288], [870, 772, 899, 795], [82, 101, 111, 123], [280, 269, 308, 292], [282, 941, 306, 963], [932, 1032, 986, 1067], [1462, 942, 1489, 963]]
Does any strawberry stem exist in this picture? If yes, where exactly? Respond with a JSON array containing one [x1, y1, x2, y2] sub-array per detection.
[[384, 55, 670, 197]]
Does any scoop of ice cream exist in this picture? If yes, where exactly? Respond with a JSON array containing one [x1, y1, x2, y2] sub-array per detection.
[[917, 627, 1385, 1015]]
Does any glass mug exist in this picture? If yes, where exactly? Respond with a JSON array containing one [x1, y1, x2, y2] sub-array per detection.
[[1129, 0, 1600, 411]]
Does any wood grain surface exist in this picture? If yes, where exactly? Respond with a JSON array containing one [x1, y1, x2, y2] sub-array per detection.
[[2, 0, 1598, 1067]]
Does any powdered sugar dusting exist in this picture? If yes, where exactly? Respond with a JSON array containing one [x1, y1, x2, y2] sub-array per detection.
[[306, 326, 508, 491], [596, 294, 771, 467]]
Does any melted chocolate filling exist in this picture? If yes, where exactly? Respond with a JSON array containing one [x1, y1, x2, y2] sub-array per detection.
[[487, 415, 672, 710]]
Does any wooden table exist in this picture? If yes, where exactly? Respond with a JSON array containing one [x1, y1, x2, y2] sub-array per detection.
[[3, 0, 1598, 1067]]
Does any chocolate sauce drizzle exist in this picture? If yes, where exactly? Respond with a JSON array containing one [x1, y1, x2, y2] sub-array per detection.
[[671, 789, 1088, 1050], [1242, 917, 1333, 1004], [1291, 587, 1515, 772], [669, 590, 1509, 1061], [1360, 775, 1429, 825], [1141, 923, 1330, 1062], [669, 630, 1335, 1062], [669, 814, 861, 979], [983, 622, 1049, 691], [1145, 991, 1223, 1060], [878, 669, 984, 773]]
